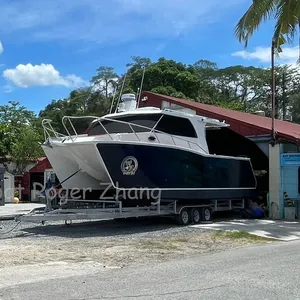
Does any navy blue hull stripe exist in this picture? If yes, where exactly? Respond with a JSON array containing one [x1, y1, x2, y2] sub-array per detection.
[[97, 143, 257, 199]]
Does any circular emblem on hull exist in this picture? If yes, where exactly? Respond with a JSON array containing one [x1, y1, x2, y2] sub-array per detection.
[[121, 156, 138, 175]]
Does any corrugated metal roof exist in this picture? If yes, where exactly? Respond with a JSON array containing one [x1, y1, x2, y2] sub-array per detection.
[[144, 92, 300, 144]]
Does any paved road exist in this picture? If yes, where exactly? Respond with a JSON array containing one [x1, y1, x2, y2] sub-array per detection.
[[1, 240, 300, 300]]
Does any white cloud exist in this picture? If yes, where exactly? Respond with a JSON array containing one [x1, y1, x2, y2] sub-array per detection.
[[232, 46, 299, 65], [3, 63, 87, 88], [0, 41, 3, 54], [0, 0, 247, 44]]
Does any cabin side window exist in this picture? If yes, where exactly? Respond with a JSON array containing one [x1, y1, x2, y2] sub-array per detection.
[[155, 115, 197, 138], [87, 114, 161, 135]]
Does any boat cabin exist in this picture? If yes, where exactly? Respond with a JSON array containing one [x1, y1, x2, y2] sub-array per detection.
[[85, 108, 229, 154]]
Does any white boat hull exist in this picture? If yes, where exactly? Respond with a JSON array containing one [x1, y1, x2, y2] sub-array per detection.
[[42, 131, 203, 191], [42, 141, 110, 191]]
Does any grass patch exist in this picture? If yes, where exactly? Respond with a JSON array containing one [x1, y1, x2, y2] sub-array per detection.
[[173, 237, 189, 243], [213, 230, 276, 242], [137, 236, 191, 251]]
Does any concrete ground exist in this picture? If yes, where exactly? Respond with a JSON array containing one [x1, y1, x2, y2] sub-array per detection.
[[191, 219, 300, 241], [1, 239, 300, 300], [0, 203, 45, 220]]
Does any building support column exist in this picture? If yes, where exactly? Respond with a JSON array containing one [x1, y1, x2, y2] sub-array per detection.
[[0, 167, 5, 206], [268, 143, 282, 219]]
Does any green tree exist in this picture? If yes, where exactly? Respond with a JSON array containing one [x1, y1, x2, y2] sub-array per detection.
[[126, 57, 201, 100], [39, 99, 70, 133], [10, 126, 43, 174], [0, 101, 35, 125], [0, 101, 42, 173], [188, 60, 222, 104], [289, 94, 300, 122], [190, 59, 218, 80], [39, 56, 300, 127], [91, 66, 119, 99], [235, 0, 300, 53], [126, 56, 152, 68], [211, 66, 271, 112], [39, 88, 112, 134], [272, 65, 300, 119]]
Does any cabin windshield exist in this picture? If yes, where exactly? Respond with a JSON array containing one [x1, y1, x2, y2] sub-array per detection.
[[87, 113, 198, 138]]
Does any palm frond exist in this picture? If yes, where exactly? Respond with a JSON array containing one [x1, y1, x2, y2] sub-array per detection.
[[236, 0, 300, 54], [273, 0, 300, 58], [234, 0, 278, 47], [295, 0, 300, 16]]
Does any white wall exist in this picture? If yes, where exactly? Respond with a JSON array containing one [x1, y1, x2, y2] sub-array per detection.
[[269, 144, 282, 219], [4, 172, 14, 203]]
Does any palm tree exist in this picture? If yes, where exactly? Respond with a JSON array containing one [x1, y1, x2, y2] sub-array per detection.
[[235, 0, 300, 54]]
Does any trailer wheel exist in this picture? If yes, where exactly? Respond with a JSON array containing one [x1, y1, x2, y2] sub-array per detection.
[[201, 207, 212, 222], [190, 208, 201, 224], [176, 208, 190, 225]]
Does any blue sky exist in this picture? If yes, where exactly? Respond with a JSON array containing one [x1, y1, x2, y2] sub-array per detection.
[[0, 0, 298, 114]]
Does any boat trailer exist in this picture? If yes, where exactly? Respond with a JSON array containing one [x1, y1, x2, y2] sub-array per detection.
[[15, 198, 246, 226]]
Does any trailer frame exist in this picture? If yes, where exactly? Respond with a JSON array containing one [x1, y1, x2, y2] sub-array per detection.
[[16, 198, 246, 225]]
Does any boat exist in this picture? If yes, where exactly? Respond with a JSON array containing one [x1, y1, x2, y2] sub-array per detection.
[[41, 93, 257, 204]]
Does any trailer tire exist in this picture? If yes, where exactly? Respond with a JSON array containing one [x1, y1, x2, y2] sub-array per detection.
[[190, 208, 201, 224], [201, 207, 212, 222], [176, 208, 190, 225]]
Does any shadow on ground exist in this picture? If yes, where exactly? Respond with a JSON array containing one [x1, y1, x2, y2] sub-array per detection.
[[16, 217, 183, 238], [1, 211, 244, 239]]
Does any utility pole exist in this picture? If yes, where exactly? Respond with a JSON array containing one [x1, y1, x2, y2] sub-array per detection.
[[271, 39, 276, 141], [282, 71, 286, 120]]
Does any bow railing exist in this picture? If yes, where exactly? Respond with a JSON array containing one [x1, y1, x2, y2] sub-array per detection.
[[42, 115, 208, 154]]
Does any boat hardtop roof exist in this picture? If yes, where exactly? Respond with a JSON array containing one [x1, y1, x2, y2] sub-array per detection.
[[91, 107, 229, 128]]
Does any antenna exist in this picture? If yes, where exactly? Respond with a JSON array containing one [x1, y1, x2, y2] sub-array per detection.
[[108, 83, 118, 114], [136, 66, 146, 108], [114, 72, 127, 113]]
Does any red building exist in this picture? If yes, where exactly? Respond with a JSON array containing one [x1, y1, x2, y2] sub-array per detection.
[[18, 157, 52, 201], [139, 92, 300, 144]]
